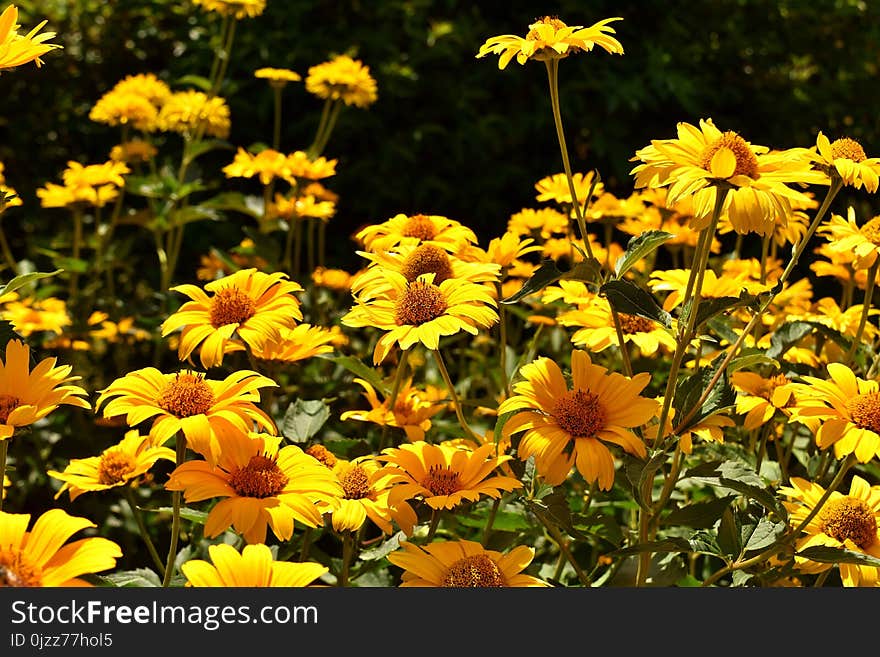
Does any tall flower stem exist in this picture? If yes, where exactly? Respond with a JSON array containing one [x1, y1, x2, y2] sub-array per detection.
[[68, 208, 84, 305], [494, 281, 510, 396], [609, 307, 633, 377], [162, 434, 187, 587], [123, 486, 165, 573], [844, 258, 879, 365], [309, 100, 342, 158], [209, 17, 237, 97], [544, 59, 595, 262], [379, 348, 410, 450], [338, 531, 354, 587], [481, 497, 501, 546], [0, 439, 8, 512], [426, 509, 442, 541], [531, 504, 591, 586], [432, 349, 480, 442], [272, 86, 283, 151]]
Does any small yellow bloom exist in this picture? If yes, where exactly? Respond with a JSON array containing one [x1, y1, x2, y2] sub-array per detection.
[[192, 0, 266, 19], [0, 4, 61, 71], [183, 543, 327, 587], [306, 54, 377, 108], [157, 90, 231, 139], [254, 67, 302, 87]]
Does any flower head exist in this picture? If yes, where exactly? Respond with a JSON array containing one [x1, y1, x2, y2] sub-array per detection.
[[192, 0, 266, 19], [306, 54, 377, 108], [340, 377, 448, 443], [254, 67, 301, 88], [355, 213, 478, 254], [157, 90, 230, 139], [809, 131, 880, 192], [182, 543, 327, 587], [327, 456, 417, 535], [0, 5, 61, 71]]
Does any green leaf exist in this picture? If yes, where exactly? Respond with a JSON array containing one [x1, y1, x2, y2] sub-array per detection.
[[614, 230, 674, 278], [201, 192, 263, 220], [706, 316, 740, 344], [726, 351, 781, 375], [184, 139, 233, 164], [683, 291, 760, 329], [672, 353, 736, 434], [610, 536, 721, 557], [359, 530, 407, 561], [661, 495, 736, 529], [175, 74, 213, 92], [686, 460, 787, 518], [319, 354, 388, 396], [0, 269, 62, 297], [153, 507, 209, 525], [743, 517, 786, 552], [599, 278, 673, 328], [501, 259, 564, 304], [98, 568, 161, 587], [561, 255, 602, 284], [717, 507, 741, 557], [796, 546, 880, 567], [282, 399, 331, 443], [52, 257, 88, 274], [767, 320, 851, 359], [125, 174, 167, 199]]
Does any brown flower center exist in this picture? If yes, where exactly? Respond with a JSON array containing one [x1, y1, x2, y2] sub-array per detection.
[[859, 217, 880, 247], [0, 394, 21, 424], [401, 214, 437, 241], [616, 313, 656, 334], [830, 137, 867, 163], [442, 554, 506, 587], [846, 391, 880, 433], [526, 15, 568, 40], [819, 496, 877, 549], [553, 389, 606, 438], [157, 373, 215, 418], [0, 549, 42, 587], [400, 244, 454, 285], [341, 464, 371, 500], [421, 464, 463, 497], [699, 131, 759, 179], [757, 373, 790, 402], [305, 444, 337, 469], [229, 454, 289, 498], [97, 450, 136, 486], [209, 287, 256, 328], [394, 280, 448, 326]]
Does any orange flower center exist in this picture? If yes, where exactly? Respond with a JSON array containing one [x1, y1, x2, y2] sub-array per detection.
[[157, 373, 215, 418], [0, 394, 21, 423], [229, 454, 289, 498], [699, 131, 759, 178], [0, 548, 42, 587], [819, 496, 877, 549], [401, 214, 437, 241], [341, 465, 371, 500], [401, 244, 454, 285], [421, 464, 463, 496], [616, 313, 655, 334], [97, 450, 136, 486], [394, 280, 448, 326], [859, 217, 880, 247], [442, 554, 505, 587], [305, 444, 337, 468], [552, 389, 606, 438], [209, 287, 256, 328], [846, 391, 880, 433], [830, 137, 867, 163], [526, 15, 568, 40]]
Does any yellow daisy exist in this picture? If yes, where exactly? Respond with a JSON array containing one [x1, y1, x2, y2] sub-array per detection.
[[731, 371, 796, 431], [507, 207, 569, 239], [808, 131, 880, 192], [498, 349, 657, 490], [311, 266, 354, 291], [110, 72, 171, 105], [94, 368, 277, 465], [285, 151, 338, 181], [648, 268, 768, 312], [192, 0, 266, 19], [328, 456, 417, 535], [387, 539, 549, 587], [1, 296, 70, 336], [165, 433, 342, 544], [161, 268, 304, 369], [254, 67, 302, 87], [781, 475, 880, 586], [341, 271, 498, 365], [535, 171, 604, 207], [354, 213, 478, 254], [339, 377, 447, 443], [0, 4, 61, 71], [818, 206, 880, 270], [249, 324, 338, 364], [0, 508, 121, 587], [182, 543, 327, 587], [89, 89, 158, 132], [157, 90, 231, 139], [48, 430, 176, 501], [0, 339, 90, 441], [222, 147, 293, 186], [476, 15, 623, 69], [305, 54, 377, 108], [378, 440, 522, 511], [110, 139, 158, 164]]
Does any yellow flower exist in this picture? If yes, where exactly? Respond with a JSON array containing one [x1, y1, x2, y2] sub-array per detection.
[[48, 429, 176, 501], [89, 89, 158, 131], [306, 54, 377, 108], [94, 368, 277, 465], [182, 543, 327, 587], [37, 160, 130, 209], [808, 131, 880, 192], [507, 207, 569, 239], [157, 90, 231, 139], [378, 440, 521, 511], [643, 397, 735, 454], [483, 232, 543, 268], [249, 324, 338, 364], [341, 271, 498, 365], [109, 139, 158, 164], [0, 4, 61, 71], [788, 363, 880, 463], [340, 377, 447, 443], [1, 296, 70, 336], [355, 213, 478, 254], [818, 205, 880, 270], [165, 432, 342, 544], [780, 475, 880, 586], [0, 508, 121, 587], [254, 67, 302, 87], [648, 268, 768, 312], [285, 151, 337, 180], [498, 349, 657, 490], [0, 339, 90, 441], [110, 73, 171, 105], [223, 147, 293, 186], [161, 268, 304, 369], [476, 15, 623, 69], [311, 266, 353, 291], [731, 371, 796, 431], [631, 118, 824, 236], [387, 539, 549, 587], [535, 171, 603, 207], [328, 456, 416, 535], [192, 0, 266, 19]]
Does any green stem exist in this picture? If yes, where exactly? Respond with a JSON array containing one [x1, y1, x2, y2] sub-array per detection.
[[310, 100, 342, 158], [123, 486, 165, 573], [318, 219, 326, 268], [309, 99, 332, 156], [272, 86, 283, 151], [0, 439, 7, 512], [544, 59, 595, 262], [481, 497, 501, 547], [306, 217, 316, 274], [426, 509, 441, 541], [532, 505, 591, 586], [207, 14, 229, 87], [339, 531, 354, 587], [609, 307, 633, 377], [162, 434, 187, 588], [495, 281, 510, 396], [432, 349, 480, 442], [68, 209, 84, 304], [291, 216, 303, 277], [379, 348, 410, 451], [844, 257, 879, 365], [209, 17, 236, 97], [298, 527, 313, 562]]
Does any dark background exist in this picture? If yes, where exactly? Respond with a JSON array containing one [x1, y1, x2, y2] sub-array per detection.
[[4, 0, 879, 273]]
